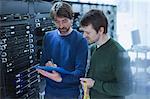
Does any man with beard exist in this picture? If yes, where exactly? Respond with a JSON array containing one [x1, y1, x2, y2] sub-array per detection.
[[36, 1, 88, 99]]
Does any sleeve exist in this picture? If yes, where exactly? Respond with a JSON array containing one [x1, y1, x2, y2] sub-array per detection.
[[92, 51, 133, 96], [61, 38, 88, 84], [40, 33, 49, 66]]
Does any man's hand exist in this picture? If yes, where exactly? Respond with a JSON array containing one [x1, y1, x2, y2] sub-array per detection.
[[37, 69, 62, 82], [80, 78, 95, 89], [45, 61, 57, 67]]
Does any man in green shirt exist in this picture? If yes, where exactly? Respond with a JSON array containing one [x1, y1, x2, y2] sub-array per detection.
[[80, 9, 133, 99]]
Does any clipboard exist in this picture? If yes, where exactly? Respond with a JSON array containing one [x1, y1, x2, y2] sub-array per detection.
[[33, 65, 73, 75]]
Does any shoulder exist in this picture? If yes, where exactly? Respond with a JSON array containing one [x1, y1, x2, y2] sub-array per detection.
[[44, 29, 58, 40], [72, 30, 82, 37], [45, 30, 57, 37], [110, 38, 125, 52], [72, 29, 87, 41], [71, 29, 88, 47], [110, 39, 129, 59]]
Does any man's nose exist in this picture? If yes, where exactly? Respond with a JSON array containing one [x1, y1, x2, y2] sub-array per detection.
[[58, 22, 64, 28], [83, 32, 88, 38]]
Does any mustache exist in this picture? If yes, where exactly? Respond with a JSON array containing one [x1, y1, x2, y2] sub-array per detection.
[[58, 27, 67, 30]]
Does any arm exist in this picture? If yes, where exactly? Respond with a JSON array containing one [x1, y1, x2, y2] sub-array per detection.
[[92, 51, 133, 96], [61, 38, 88, 84]]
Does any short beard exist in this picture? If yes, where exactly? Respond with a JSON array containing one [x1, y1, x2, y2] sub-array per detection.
[[58, 27, 70, 34]]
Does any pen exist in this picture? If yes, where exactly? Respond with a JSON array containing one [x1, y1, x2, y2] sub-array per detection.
[[51, 59, 54, 65]]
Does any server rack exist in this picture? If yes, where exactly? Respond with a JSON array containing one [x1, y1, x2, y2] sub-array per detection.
[[0, 0, 53, 98]]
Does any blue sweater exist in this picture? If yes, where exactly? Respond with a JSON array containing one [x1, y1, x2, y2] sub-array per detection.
[[40, 29, 88, 97]]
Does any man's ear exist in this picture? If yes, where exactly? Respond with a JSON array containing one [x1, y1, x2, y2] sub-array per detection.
[[71, 19, 73, 25], [98, 27, 104, 35]]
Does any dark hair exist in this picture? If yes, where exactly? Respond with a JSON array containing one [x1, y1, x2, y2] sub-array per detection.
[[50, 1, 73, 20], [80, 9, 108, 34]]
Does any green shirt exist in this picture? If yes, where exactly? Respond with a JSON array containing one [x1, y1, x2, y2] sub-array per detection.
[[87, 38, 133, 99]]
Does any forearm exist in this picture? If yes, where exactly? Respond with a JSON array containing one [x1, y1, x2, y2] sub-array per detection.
[[62, 69, 85, 84]]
